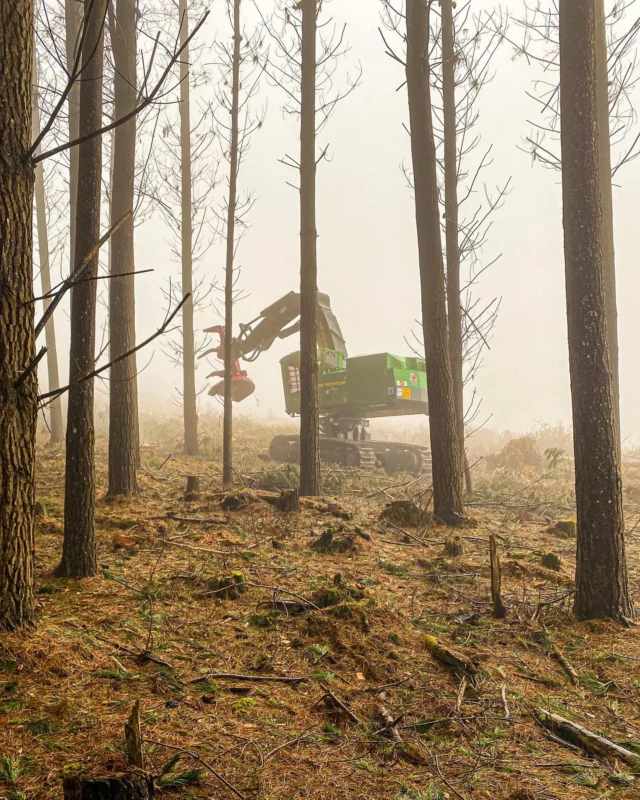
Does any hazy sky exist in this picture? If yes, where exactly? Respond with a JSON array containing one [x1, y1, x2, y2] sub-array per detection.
[[41, 0, 640, 439]]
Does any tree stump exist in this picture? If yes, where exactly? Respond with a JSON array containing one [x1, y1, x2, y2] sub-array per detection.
[[541, 552, 561, 572], [552, 518, 577, 538], [489, 534, 507, 619], [62, 775, 153, 800], [124, 701, 144, 769], [276, 488, 300, 513], [444, 535, 464, 557], [185, 476, 200, 500]]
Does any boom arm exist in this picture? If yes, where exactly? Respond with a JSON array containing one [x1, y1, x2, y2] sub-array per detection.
[[203, 290, 347, 364]]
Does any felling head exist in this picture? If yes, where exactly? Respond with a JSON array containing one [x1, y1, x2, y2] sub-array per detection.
[[208, 375, 255, 402]]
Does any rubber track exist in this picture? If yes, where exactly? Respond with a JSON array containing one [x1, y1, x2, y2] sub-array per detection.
[[269, 435, 431, 476]]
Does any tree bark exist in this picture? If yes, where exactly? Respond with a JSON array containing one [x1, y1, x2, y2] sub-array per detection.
[[58, 0, 108, 579], [594, 0, 620, 450], [32, 54, 64, 445], [0, 0, 37, 631], [441, 0, 469, 493], [65, 0, 83, 271], [222, 0, 241, 487], [406, 0, 464, 525], [179, 0, 198, 457], [559, 0, 632, 622], [299, 0, 321, 497], [108, 0, 139, 496]]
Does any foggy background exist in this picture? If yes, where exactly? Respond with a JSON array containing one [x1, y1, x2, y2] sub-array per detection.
[[38, 0, 640, 441]]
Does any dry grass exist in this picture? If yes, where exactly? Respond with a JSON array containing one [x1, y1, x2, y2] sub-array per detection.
[[2, 420, 640, 799]]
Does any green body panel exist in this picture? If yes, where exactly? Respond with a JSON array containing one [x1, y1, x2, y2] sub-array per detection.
[[280, 349, 429, 420]]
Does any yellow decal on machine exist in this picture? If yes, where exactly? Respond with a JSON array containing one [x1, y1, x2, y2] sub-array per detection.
[[402, 387, 411, 399], [319, 380, 347, 388]]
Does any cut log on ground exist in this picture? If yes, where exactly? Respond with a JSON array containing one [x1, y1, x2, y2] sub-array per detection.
[[425, 635, 478, 677], [536, 708, 640, 767]]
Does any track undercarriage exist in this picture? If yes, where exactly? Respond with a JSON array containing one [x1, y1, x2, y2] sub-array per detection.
[[269, 431, 432, 477]]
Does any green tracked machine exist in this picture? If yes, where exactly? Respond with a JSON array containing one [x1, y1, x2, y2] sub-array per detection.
[[203, 291, 431, 475]]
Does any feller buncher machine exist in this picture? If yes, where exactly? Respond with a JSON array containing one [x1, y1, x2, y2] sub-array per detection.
[[202, 291, 432, 475]]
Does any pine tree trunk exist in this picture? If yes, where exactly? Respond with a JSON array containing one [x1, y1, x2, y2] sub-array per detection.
[[58, 0, 108, 579], [222, 0, 241, 488], [0, 0, 37, 630], [31, 55, 64, 445], [108, 0, 139, 496], [179, 0, 198, 458], [441, 0, 470, 494], [594, 0, 620, 450], [299, 0, 321, 497], [559, 0, 632, 622], [406, 0, 464, 525], [65, 0, 83, 271]]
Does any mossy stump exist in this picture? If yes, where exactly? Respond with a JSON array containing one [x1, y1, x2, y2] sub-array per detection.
[[221, 491, 251, 511], [311, 528, 357, 554], [207, 571, 246, 600], [541, 552, 561, 572]]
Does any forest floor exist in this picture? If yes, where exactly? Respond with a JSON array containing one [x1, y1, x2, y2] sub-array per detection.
[[3, 421, 640, 800]]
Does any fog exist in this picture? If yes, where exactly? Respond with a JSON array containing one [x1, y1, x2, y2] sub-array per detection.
[[40, 0, 640, 439]]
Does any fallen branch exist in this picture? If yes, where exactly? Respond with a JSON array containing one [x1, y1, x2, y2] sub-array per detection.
[[500, 684, 511, 721], [535, 708, 640, 767], [165, 514, 226, 525], [455, 676, 467, 713], [377, 701, 426, 764], [143, 738, 247, 800], [245, 582, 321, 611], [193, 673, 306, 685], [160, 539, 253, 556], [549, 642, 580, 687], [320, 683, 360, 725]]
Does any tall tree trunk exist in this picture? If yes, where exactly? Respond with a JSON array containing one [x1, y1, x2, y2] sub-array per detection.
[[0, 0, 37, 630], [299, 0, 321, 497], [406, 0, 464, 525], [179, 0, 198, 457], [58, 0, 108, 579], [32, 54, 64, 445], [594, 0, 620, 450], [559, 0, 632, 622], [441, 0, 471, 494], [108, 0, 139, 496], [222, 0, 241, 487], [65, 0, 83, 271]]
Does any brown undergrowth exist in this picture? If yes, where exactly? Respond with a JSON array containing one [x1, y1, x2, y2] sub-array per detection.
[[2, 430, 640, 800]]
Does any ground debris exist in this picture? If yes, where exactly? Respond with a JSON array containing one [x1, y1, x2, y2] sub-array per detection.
[[380, 499, 429, 527], [424, 634, 478, 677], [535, 708, 640, 767]]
